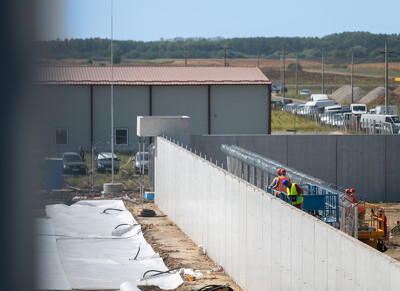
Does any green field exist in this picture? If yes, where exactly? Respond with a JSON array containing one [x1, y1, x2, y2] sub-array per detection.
[[271, 109, 335, 132]]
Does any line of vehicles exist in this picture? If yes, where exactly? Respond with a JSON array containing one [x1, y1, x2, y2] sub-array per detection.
[[62, 151, 149, 175], [282, 93, 400, 134]]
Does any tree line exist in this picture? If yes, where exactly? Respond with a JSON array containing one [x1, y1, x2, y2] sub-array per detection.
[[37, 32, 400, 63]]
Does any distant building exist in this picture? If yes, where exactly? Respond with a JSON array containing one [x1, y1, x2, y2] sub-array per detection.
[[36, 66, 271, 153]]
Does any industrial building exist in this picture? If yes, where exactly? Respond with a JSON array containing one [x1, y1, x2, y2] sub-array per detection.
[[36, 66, 271, 154]]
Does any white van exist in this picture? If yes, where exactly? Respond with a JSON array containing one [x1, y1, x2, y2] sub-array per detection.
[[323, 105, 342, 114], [360, 114, 400, 133], [310, 94, 329, 101], [307, 99, 336, 109], [369, 105, 398, 115], [350, 104, 367, 114]]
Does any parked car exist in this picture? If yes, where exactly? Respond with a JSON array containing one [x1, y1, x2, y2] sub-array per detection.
[[271, 82, 287, 93], [300, 89, 311, 96], [96, 152, 119, 173], [282, 98, 293, 105], [134, 151, 149, 174], [62, 152, 86, 175]]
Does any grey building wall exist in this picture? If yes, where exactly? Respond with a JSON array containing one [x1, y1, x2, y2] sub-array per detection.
[[93, 86, 149, 152], [211, 85, 269, 134], [190, 134, 400, 202], [152, 86, 207, 135], [38, 85, 91, 155]]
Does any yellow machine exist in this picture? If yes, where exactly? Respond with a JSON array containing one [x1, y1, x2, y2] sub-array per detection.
[[357, 202, 387, 250]]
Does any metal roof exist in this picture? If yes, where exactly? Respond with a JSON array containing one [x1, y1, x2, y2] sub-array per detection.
[[36, 66, 270, 86]]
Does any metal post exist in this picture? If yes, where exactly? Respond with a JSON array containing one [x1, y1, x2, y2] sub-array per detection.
[[282, 45, 286, 98], [295, 52, 298, 96], [322, 51, 325, 94], [385, 40, 389, 113], [351, 53, 354, 104], [354, 206, 358, 239], [110, 0, 115, 184], [91, 145, 94, 189]]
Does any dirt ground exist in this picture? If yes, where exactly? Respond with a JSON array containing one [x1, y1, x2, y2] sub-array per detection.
[[37, 189, 400, 291], [377, 202, 400, 261]]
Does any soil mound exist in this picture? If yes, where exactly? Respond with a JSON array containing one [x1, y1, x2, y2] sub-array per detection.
[[359, 87, 387, 104], [331, 85, 366, 104]]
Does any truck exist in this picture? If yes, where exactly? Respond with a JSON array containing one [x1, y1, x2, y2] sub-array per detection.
[[369, 105, 398, 115], [360, 114, 400, 134], [350, 104, 367, 114], [310, 94, 329, 101]]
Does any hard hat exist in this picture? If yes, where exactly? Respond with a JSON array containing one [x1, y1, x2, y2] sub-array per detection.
[[277, 169, 281, 175], [282, 179, 289, 187], [281, 169, 286, 174], [345, 189, 350, 194], [350, 188, 355, 193]]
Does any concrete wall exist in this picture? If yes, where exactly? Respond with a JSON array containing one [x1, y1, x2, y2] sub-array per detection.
[[155, 137, 400, 291], [190, 135, 400, 202]]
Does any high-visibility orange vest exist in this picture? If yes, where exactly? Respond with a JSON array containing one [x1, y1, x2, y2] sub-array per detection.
[[275, 175, 290, 193], [349, 194, 365, 214]]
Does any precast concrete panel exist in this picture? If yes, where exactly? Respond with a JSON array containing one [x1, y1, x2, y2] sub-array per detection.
[[199, 159, 208, 246], [190, 135, 238, 170], [280, 204, 292, 291], [93, 86, 149, 151], [246, 187, 262, 291], [354, 245, 373, 291], [231, 178, 241, 282], [290, 208, 304, 291], [314, 221, 328, 291], [327, 229, 341, 291], [207, 166, 221, 261], [270, 198, 282, 290], [385, 135, 400, 201], [370, 249, 391, 290], [218, 170, 227, 268], [211, 85, 269, 134], [287, 135, 337, 185], [262, 195, 272, 291], [340, 237, 356, 290], [238, 135, 288, 165], [301, 214, 315, 290], [39, 85, 91, 153], [224, 175, 234, 276], [390, 261, 400, 290], [337, 136, 385, 202], [152, 86, 207, 135], [238, 182, 247, 288]]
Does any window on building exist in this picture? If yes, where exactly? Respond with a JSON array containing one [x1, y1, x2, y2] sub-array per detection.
[[115, 128, 128, 146], [55, 128, 68, 146]]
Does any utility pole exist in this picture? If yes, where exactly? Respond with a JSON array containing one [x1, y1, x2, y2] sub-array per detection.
[[110, 0, 114, 183], [295, 52, 298, 96], [385, 40, 389, 112], [282, 45, 286, 98], [322, 51, 325, 94], [224, 47, 228, 67], [184, 47, 188, 66], [257, 47, 260, 68], [351, 53, 354, 103]]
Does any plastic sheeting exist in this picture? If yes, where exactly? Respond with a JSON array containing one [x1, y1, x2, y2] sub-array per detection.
[[36, 200, 183, 290]]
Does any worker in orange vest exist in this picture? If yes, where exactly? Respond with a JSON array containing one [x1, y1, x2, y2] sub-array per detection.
[[275, 169, 290, 194], [269, 169, 281, 190], [348, 188, 365, 221]]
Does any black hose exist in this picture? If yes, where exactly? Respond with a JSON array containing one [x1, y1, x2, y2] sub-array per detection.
[[133, 244, 141, 260], [102, 208, 123, 214], [142, 267, 181, 279], [196, 285, 234, 291]]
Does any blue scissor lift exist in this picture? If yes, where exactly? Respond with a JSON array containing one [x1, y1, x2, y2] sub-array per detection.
[[266, 184, 340, 228]]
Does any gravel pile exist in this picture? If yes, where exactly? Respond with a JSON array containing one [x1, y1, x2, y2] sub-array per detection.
[[331, 85, 366, 104], [359, 87, 387, 104]]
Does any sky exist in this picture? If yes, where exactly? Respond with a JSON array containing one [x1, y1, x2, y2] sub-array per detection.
[[36, 0, 400, 41]]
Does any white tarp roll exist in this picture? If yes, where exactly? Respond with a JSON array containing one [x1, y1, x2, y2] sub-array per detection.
[[36, 200, 183, 290]]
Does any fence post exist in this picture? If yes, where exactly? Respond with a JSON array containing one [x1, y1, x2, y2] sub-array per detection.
[[354, 206, 358, 239]]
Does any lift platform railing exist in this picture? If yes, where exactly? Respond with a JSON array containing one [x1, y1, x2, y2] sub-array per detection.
[[266, 183, 340, 228]]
